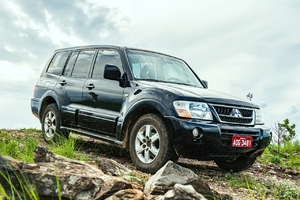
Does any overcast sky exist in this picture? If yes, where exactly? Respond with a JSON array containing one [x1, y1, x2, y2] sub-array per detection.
[[0, 0, 299, 139]]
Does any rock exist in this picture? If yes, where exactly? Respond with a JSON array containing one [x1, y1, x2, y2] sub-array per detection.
[[0, 146, 134, 200], [0, 146, 233, 200], [163, 184, 207, 200], [144, 161, 232, 200], [144, 161, 207, 196], [105, 188, 148, 200], [95, 157, 132, 176], [268, 169, 277, 175]]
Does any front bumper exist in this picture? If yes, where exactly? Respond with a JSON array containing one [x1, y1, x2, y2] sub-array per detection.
[[165, 116, 272, 160]]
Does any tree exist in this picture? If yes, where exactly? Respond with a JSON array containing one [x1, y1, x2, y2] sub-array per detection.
[[272, 118, 297, 153]]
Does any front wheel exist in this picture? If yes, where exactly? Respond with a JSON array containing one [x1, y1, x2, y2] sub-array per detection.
[[214, 156, 256, 172], [129, 113, 178, 173], [41, 103, 69, 142]]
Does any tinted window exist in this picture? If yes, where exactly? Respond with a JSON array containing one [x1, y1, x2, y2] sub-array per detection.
[[127, 50, 202, 87], [71, 50, 95, 78], [92, 49, 122, 79], [47, 51, 70, 75], [63, 51, 79, 77]]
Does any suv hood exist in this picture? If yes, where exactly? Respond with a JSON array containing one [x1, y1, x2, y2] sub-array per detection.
[[138, 81, 259, 108]]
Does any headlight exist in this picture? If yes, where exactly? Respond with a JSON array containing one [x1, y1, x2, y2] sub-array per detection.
[[173, 101, 213, 120], [255, 109, 264, 125]]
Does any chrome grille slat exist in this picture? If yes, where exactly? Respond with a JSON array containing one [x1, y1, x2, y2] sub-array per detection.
[[211, 104, 254, 125]]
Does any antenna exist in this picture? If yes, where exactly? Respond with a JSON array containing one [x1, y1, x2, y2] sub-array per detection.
[[246, 93, 253, 101]]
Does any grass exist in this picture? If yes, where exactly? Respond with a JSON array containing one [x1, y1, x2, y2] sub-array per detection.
[[258, 140, 300, 171], [0, 128, 84, 200], [224, 139, 300, 199], [47, 134, 90, 161], [222, 172, 300, 199], [0, 128, 131, 200], [0, 170, 39, 200], [0, 129, 40, 163]]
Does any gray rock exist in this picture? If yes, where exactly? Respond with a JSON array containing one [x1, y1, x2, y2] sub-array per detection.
[[144, 161, 210, 196], [95, 157, 132, 176], [144, 161, 232, 200], [0, 146, 133, 200], [0, 147, 232, 200], [105, 188, 147, 200], [164, 184, 207, 200]]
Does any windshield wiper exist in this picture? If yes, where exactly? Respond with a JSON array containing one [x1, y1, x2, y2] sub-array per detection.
[[138, 79, 196, 87], [138, 79, 161, 82]]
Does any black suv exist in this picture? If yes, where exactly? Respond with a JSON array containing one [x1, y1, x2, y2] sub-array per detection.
[[31, 45, 271, 173]]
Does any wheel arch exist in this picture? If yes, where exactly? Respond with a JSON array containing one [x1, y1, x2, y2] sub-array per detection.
[[38, 91, 60, 123], [120, 99, 171, 149]]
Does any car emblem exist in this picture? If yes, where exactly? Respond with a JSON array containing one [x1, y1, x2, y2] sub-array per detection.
[[231, 108, 243, 118]]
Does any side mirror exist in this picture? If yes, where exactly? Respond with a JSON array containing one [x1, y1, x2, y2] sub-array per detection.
[[202, 80, 208, 88], [104, 64, 121, 80]]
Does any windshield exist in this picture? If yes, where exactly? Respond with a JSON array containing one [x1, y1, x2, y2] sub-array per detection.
[[126, 50, 203, 87]]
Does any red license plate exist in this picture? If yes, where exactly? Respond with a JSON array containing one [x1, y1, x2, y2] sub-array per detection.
[[232, 136, 253, 148]]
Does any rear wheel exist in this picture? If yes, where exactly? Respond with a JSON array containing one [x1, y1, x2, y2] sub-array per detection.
[[129, 113, 178, 173], [41, 103, 69, 142], [214, 156, 256, 172]]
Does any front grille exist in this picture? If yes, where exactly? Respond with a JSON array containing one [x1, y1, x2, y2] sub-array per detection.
[[211, 105, 254, 125]]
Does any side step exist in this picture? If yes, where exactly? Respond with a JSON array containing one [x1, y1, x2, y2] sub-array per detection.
[[60, 126, 123, 147]]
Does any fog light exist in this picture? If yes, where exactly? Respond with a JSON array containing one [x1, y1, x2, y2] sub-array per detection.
[[192, 128, 199, 137]]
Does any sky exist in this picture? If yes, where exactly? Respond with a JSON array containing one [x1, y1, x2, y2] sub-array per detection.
[[0, 0, 299, 140]]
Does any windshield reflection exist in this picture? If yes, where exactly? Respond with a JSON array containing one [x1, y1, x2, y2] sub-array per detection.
[[126, 50, 202, 87]]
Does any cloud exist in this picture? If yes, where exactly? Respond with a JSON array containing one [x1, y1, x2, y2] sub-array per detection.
[[0, 0, 300, 136], [0, 0, 129, 64], [0, 0, 130, 129], [287, 104, 300, 116]]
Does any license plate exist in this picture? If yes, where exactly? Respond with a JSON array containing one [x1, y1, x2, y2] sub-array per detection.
[[232, 136, 253, 148]]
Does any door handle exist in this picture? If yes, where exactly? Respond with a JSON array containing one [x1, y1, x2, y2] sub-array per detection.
[[59, 80, 67, 86], [86, 83, 95, 90]]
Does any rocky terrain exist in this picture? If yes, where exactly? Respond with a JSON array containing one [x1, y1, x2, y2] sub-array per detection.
[[0, 130, 299, 199], [78, 135, 300, 199]]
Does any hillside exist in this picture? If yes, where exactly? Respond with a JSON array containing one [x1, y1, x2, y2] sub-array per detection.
[[0, 129, 299, 199]]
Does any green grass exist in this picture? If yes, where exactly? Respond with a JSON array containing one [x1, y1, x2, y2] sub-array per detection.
[[0, 129, 86, 200], [0, 170, 39, 200], [0, 129, 40, 163], [0, 128, 131, 200], [47, 134, 89, 161], [222, 173, 300, 199], [258, 140, 300, 171]]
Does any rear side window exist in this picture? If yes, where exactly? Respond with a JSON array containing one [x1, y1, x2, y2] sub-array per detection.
[[71, 50, 95, 78], [47, 51, 70, 75], [63, 51, 79, 77]]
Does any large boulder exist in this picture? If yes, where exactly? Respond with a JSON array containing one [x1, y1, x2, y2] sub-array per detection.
[[0, 146, 136, 200], [144, 161, 232, 200]]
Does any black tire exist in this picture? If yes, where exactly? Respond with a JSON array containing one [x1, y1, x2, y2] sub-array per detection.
[[41, 103, 69, 142], [129, 113, 178, 173], [214, 156, 256, 172]]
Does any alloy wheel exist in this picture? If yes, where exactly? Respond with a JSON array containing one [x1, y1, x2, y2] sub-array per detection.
[[135, 124, 160, 163], [43, 110, 56, 139]]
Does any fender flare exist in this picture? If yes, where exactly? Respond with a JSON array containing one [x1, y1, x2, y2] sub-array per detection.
[[117, 98, 173, 148], [38, 90, 61, 119]]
